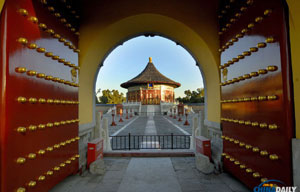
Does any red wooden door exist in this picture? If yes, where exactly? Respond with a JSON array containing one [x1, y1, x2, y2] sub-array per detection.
[[219, 0, 294, 188], [0, 0, 80, 191]]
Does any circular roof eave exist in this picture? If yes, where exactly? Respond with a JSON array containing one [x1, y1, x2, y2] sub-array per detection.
[[121, 81, 181, 88]]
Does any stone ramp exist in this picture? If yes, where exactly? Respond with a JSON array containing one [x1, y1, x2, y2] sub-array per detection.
[[144, 115, 157, 135], [117, 158, 182, 192], [140, 105, 161, 116]]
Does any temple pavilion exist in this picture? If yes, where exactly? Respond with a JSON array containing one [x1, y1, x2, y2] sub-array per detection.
[[121, 57, 181, 105]]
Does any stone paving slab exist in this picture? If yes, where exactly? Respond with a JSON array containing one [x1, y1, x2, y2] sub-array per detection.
[[110, 116, 140, 136], [117, 157, 182, 192], [51, 157, 250, 192], [111, 114, 193, 136], [164, 114, 196, 135], [144, 115, 157, 135], [171, 157, 250, 192], [51, 158, 130, 192], [154, 115, 187, 135], [116, 116, 148, 135], [103, 114, 138, 136]]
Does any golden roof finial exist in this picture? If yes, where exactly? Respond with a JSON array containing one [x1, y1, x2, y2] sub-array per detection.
[[149, 57, 152, 63]]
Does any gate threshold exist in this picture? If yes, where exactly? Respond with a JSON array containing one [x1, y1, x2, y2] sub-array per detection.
[[104, 149, 195, 157]]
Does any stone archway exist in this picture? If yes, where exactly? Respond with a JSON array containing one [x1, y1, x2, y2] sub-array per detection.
[[92, 33, 207, 124], [78, 14, 221, 133]]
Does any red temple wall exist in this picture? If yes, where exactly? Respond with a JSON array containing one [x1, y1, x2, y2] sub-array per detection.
[[126, 87, 175, 104]]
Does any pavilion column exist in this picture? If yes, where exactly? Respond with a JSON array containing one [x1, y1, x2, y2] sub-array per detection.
[[136, 91, 138, 102], [140, 89, 142, 102], [146, 89, 148, 104]]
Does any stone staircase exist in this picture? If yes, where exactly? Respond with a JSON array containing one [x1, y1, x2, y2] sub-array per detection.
[[140, 105, 161, 116]]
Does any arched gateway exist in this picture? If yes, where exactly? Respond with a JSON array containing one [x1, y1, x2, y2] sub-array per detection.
[[0, 0, 300, 191]]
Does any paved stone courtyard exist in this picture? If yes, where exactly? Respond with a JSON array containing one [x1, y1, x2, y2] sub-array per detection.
[[51, 114, 250, 192], [51, 157, 250, 192], [105, 113, 195, 136], [105, 113, 194, 150]]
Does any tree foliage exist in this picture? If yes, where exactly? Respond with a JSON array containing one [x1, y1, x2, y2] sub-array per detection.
[[176, 88, 204, 103], [96, 89, 126, 104]]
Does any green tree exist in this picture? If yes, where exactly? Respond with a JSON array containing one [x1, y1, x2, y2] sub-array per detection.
[[99, 95, 108, 104], [98, 89, 126, 104], [176, 88, 204, 103]]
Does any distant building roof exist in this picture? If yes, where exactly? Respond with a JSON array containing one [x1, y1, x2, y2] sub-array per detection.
[[120, 58, 181, 88]]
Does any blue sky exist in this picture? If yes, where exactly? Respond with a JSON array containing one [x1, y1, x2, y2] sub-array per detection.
[[95, 36, 203, 97]]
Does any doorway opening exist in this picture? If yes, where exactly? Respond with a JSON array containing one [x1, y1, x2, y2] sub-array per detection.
[[94, 35, 205, 151]]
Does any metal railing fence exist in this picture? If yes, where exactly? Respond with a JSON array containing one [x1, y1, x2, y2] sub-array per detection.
[[110, 133, 191, 150]]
